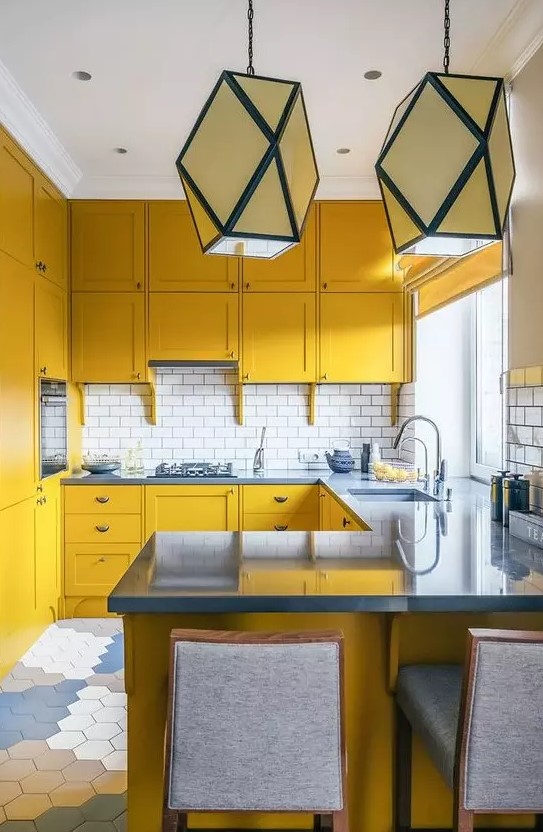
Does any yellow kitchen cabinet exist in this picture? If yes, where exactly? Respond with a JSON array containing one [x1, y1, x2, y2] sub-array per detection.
[[34, 174, 67, 290], [243, 484, 318, 516], [64, 484, 142, 515], [241, 567, 318, 595], [71, 292, 146, 382], [242, 205, 316, 292], [318, 564, 402, 594], [71, 200, 145, 292], [242, 292, 316, 382], [148, 202, 239, 292], [145, 485, 239, 536], [319, 488, 369, 531], [65, 543, 141, 596], [35, 478, 61, 625], [35, 278, 68, 380], [0, 253, 36, 510], [149, 293, 238, 362], [319, 201, 400, 292], [319, 292, 404, 383], [64, 513, 142, 544], [243, 513, 317, 531], [0, 127, 35, 268]]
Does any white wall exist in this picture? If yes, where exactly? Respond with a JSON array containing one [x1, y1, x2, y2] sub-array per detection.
[[414, 296, 472, 477]]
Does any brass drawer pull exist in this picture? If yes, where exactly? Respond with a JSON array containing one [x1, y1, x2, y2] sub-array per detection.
[[95, 496, 110, 504], [342, 517, 351, 528], [274, 496, 288, 503], [98, 557, 106, 563], [274, 524, 288, 531], [95, 524, 110, 533]]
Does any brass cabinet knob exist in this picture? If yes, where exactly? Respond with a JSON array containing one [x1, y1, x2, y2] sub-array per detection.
[[136, 282, 142, 290], [37, 484, 43, 493], [245, 282, 250, 290], [95, 524, 110, 533], [98, 557, 106, 563], [274, 524, 288, 531], [40, 366, 48, 375], [322, 282, 328, 290], [242, 373, 250, 381], [229, 351, 235, 359], [134, 371, 141, 380], [342, 517, 351, 528], [230, 282, 236, 290], [321, 372, 328, 381], [95, 496, 110, 504], [36, 496, 44, 506], [322, 572, 329, 580], [274, 496, 288, 503], [42, 263, 47, 272]]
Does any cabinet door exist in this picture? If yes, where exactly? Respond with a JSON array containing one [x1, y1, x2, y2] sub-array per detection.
[[242, 293, 316, 382], [72, 292, 146, 382], [144, 486, 239, 536], [319, 201, 400, 292], [242, 205, 316, 292], [149, 293, 238, 362], [35, 175, 67, 289], [149, 202, 238, 292], [35, 479, 61, 625], [0, 253, 36, 510], [328, 498, 368, 531], [36, 279, 68, 380], [0, 128, 35, 268], [319, 567, 399, 594], [71, 201, 145, 291], [320, 293, 404, 383]]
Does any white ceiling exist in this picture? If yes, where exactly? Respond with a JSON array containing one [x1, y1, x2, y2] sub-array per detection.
[[0, 0, 541, 197]]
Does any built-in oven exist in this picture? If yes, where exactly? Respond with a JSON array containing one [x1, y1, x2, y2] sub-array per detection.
[[39, 379, 68, 478]]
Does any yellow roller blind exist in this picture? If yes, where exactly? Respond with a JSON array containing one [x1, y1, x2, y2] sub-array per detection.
[[399, 242, 503, 318]]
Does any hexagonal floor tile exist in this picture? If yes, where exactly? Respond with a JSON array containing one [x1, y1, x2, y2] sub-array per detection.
[[0, 749, 9, 764], [0, 730, 23, 748], [8, 741, 49, 760], [83, 724, 120, 742], [46, 732, 85, 751], [81, 793, 126, 821], [35, 805, 84, 832], [76, 688, 110, 702], [101, 751, 126, 772], [62, 760, 104, 782], [50, 781, 94, 807], [116, 717, 126, 732], [93, 709, 125, 725], [34, 750, 76, 771], [99, 694, 126, 708], [57, 715, 95, 732], [76, 822, 117, 832], [4, 792, 51, 819], [91, 771, 126, 795], [0, 679, 34, 693], [20, 724, 59, 742], [20, 770, 64, 794], [73, 741, 113, 761], [0, 759, 36, 781], [110, 733, 126, 751], [0, 819, 36, 831], [0, 780, 22, 805], [114, 812, 126, 832], [68, 700, 102, 717], [62, 668, 96, 681]]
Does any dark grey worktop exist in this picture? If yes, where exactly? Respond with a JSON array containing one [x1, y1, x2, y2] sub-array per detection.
[[108, 478, 543, 614]]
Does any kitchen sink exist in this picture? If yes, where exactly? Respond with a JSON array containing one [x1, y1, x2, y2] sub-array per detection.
[[348, 489, 437, 503]]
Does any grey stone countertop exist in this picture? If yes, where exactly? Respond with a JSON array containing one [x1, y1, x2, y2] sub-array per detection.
[[104, 475, 543, 614]]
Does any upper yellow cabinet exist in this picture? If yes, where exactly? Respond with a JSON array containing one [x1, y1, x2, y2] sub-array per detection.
[[35, 175, 67, 290], [35, 279, 68, 380], [242, 293, 316, 382], [320, 293, 404, 383], [242, 205, 316, 292], [319, 201, 401, 292], [0, 128, 35, 269], [71, 201, 145, 292], [72, 292, 146, 382], [148, 202, 238, 292], [149, 292, 238, 362]]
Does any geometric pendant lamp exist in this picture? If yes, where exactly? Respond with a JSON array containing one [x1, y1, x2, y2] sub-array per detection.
[[176, 2, 319, 259], [375, 0, 515, 257]]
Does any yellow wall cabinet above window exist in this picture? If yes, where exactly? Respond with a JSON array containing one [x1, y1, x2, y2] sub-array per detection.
[[319, 293, 404, 383], [35, 176, 67, 290], [319, 201, 401, 292], [149, 292, 238, 363], [242, 293, 316, 382], [242, 205, 316, 292], [148, 202, 239, 292], [35, 279, 68, 380], [0, 128, 35, 269], [71, 201, 145, 292], [144, 485, 239, 537], [71, 292, 146, 383]]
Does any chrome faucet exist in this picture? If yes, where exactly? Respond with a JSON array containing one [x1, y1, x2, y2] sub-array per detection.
[[393, 415, 448, 498], [399, 436, 430, 491]]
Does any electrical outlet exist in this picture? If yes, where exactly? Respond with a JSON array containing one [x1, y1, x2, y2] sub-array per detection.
[[298, 450, 328, 464]]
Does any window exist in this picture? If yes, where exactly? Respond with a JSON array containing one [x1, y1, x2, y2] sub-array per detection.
[[471, 278, 508, 480]]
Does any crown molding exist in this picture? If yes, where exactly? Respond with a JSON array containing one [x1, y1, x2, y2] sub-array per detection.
[[73, 173, 381, 200], [470, 0, 543, 80], [0, 59, 81, 195]]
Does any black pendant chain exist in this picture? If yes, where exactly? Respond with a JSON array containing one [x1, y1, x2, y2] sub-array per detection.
[[247, 0, 255, 76], [443, 0, 451, 74]]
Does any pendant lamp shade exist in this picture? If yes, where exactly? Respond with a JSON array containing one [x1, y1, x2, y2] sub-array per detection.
[[375, 72, 515, 256], [176, 70, 319, 259]]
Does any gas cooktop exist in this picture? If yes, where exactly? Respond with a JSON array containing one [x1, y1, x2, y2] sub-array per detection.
[[147, 462, 237, 479]]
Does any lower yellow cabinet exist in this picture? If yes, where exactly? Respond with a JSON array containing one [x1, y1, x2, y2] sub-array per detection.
[[64, 514, 142, 544], [241, 568, 318, 595], [319, 488, 369, 531], [35, 278, 67, 380], [65, 544, 141, 596], [318, 565, 403, 594], [242, 513, 316, 531], [145, 485, 239, 537]]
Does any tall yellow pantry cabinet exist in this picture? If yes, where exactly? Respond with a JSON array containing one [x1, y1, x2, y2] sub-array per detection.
[[0, 125, 67, 678]]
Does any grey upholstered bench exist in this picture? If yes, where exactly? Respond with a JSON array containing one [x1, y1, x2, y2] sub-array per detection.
[[162, 628, 349, 832], [394, 628, 543, 832]]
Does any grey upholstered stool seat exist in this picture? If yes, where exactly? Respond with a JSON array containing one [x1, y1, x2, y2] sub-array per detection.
[[396, 664, 462, 788]]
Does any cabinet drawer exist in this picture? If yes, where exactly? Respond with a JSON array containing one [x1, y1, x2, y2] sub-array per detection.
[[65, 544, 140, 596], [64, 514, 141, 544], [242, 513, 317, 532], [243, 485, 317, 515], [64, 486, 142, 515]]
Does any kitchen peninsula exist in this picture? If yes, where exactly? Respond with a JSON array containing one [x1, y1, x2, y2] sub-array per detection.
[[109, 478, 543, 832]]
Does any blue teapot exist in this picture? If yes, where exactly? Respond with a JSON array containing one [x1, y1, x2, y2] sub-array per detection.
[[325, 440, 355, 474]]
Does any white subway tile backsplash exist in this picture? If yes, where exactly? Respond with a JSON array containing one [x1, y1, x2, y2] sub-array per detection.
[[507, 384, 543, 474]]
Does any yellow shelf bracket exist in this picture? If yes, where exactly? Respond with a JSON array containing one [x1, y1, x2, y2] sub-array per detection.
[[76, 383, 86, 426], [237, 378, 244, 426], [147, 367, 157, 426], [390, 383, 402, 426], [309, 383, 317, 425]]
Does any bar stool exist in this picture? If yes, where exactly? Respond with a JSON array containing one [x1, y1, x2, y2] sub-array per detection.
[[394, 628, 543, 832], [163, 628, 348, 832]]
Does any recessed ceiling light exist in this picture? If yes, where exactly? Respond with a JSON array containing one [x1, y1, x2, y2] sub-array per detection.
[[72, 70, 92, 81], [336, 147, 351, 155], [364, 70, 382, 80], [113, 147, 128, 154]]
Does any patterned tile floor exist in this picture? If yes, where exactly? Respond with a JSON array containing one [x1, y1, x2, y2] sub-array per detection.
[[0, 619, 127, 831]]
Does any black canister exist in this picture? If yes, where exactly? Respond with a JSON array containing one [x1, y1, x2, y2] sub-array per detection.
[[503, 474, 530, 527], [490, 470, 510, 521], [361, 443, 371, 475]]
